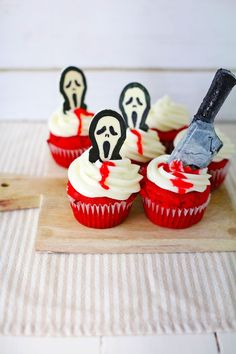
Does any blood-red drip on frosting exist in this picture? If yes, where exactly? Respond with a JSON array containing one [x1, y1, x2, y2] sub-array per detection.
[[131, 129, 143, 155], [99, 161, 116, 190], [158, 160, 200, 194], [74, 108, 94, 135]]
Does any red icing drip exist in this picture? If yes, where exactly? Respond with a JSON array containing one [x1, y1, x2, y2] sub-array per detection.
[[99, 161, 116, 190], [131, 129, 143, 155], [158, 160, 200, 194], [170, 176, 194, 194], [74, 108, 94, 135]]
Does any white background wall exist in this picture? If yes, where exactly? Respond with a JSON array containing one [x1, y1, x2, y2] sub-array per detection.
[[1, 0, 236, 121]]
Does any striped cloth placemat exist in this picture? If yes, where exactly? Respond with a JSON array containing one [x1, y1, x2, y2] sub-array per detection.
[[0, 122, 235, 336]]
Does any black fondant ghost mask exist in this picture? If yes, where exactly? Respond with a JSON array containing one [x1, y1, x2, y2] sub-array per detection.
[[89, 110, 126, 163], [119, 82, 150, 131], [63, 70, 85, 109], [95, 115, 121, 161], [60, 66, 87, 113]]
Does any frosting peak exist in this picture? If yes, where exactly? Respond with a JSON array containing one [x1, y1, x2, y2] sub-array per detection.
[[121, 128, 165, 163], [68, 149, 142, 200], [147, 95, 189, 132], [49, 108, 93, 137]]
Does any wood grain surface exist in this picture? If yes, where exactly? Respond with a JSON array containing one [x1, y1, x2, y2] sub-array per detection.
[[0, 174, 65, 211]]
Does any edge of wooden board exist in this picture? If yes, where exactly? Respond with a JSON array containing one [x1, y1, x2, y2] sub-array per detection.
[[35, 238, 236, 254]]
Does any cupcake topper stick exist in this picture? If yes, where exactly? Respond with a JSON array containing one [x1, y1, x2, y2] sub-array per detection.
[[119, 82, 150, 131], [89, 109, 127, 163], [60, 66, 87, 113], [169, 68, 236, 169]]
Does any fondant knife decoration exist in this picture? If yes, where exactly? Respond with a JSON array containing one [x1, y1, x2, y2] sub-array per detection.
[[169, 68, 236, 169]]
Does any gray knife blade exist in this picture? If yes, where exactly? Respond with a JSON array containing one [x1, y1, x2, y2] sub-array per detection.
[[168, 68, 236, 169]]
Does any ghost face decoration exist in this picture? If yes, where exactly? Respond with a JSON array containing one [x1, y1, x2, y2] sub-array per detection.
[[89, 110, 126, 163], [94, 116, 121, 161], [60, 66, 87, 113], [119, 82, 150, 131]]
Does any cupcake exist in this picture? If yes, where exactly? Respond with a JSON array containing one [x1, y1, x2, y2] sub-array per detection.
[[48, 66, 94, 168], [119, 82, 166, 175], [141, 155, 211, 228], [147, 95, 189, 153], [174, 128, 235, 190], [67, 109, 142, 228], [206, 129, 234, 190], [142, 68, 236, 228]]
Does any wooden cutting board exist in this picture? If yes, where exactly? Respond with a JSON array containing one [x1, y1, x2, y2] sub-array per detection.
[[1, 172, 236, 253], [0, 173, 65, 211]]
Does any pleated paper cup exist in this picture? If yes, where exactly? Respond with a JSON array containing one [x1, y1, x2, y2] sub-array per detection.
[[208, 159, 230, 191], [142, 195, 211, 229], [48, 141, 87, 168], [141, 176, 211, 229], [67, 183, 137, 229], [47, 132, 91, 168]]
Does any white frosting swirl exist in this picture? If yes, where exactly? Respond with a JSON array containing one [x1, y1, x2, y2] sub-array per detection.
[[49, 108, 92, 137], [121, 128, 166, 163], [174, 128, 235, 162], [68, 149, 142, 200], [147, 155, 211, 194], [147, 95, 189, 131]]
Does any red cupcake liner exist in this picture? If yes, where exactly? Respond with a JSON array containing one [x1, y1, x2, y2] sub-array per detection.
[[48, 132, 91, 149], [47, 131, 92, 168], [67, 182, 137, 228], [142, 195, 210, 229], [208, 159, 230, 190], [68, 195, 135, 228], [48, 141, 88, 168], [141, 177, 210, 228]]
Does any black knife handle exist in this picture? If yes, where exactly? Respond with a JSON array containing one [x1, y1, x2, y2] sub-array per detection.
[[194, 68, 236, 123]]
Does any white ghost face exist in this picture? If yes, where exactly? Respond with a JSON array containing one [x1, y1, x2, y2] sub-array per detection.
[[122, 87, 147, 129], [95, 116, 121, 161], [63, 70, 85, 110]]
